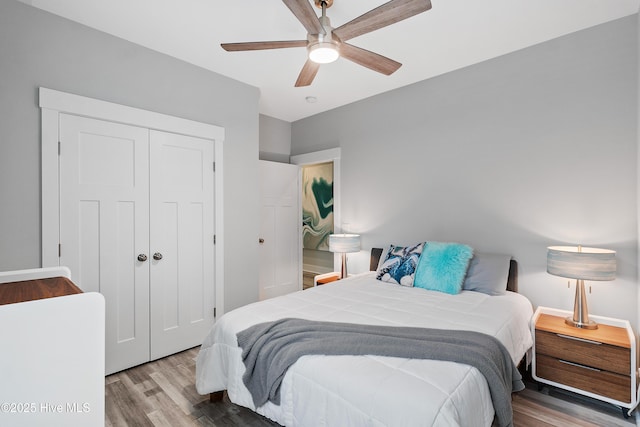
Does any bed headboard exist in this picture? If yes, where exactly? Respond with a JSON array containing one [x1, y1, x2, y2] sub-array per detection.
[[369, 248, 518, 293]]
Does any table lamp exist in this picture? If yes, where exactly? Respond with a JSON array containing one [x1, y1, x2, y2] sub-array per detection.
[[547, 245, 616, 330], [329, 234, 361, 279]]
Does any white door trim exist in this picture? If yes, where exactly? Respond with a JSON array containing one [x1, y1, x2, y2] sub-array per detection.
[[290, 148, 341, 273], [40, 87, 226, 317], [39, 87, 221, 139]]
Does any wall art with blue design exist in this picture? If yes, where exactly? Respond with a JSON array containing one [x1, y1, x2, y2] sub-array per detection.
[[302, 162, 334, 251]]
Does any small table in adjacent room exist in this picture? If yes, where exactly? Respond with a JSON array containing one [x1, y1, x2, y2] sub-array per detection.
[[314, 272, 341, 286]]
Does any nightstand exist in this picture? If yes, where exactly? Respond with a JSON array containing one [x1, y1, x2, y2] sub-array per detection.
[[532, 307, 638, 416]]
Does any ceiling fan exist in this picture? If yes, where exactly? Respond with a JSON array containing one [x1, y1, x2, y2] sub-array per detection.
[[221, 0, 432, 87]]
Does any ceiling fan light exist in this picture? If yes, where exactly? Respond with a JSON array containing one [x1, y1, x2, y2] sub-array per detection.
[[308, 42, 339, 64]]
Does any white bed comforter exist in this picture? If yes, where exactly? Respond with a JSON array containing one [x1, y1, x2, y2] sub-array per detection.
[[196, 272, 533, 427]]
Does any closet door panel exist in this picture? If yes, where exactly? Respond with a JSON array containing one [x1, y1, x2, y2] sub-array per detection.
[[159, 201, 179, 330], [185, 202, 205, 322], [59, 114, 150, 375], [149, 130, 215, 360], [78, 200, 100, 293], [114, 201, 137, 342]]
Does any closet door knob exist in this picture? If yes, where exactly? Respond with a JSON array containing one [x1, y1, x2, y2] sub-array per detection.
[[153, 252, 163, 261], [137, 254, 148, 262], [259, 238, 265, 244]]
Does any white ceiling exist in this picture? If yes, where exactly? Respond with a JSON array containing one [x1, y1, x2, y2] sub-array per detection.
[[19, 0, 639, 122]]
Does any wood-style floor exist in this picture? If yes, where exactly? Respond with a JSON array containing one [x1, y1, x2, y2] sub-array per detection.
[[106, 347, 635, 427]]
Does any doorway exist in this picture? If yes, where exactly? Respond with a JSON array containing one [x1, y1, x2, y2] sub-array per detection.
[[291, 148, 341, 288]]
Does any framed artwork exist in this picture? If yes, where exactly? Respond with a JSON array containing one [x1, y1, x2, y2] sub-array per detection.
[[302, 162, 334, 251]]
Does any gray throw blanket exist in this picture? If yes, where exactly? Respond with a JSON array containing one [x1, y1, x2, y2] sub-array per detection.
[[237, 318, 524, 427]]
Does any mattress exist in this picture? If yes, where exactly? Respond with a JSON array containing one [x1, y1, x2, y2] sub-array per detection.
[[196, 272, 533, 426]]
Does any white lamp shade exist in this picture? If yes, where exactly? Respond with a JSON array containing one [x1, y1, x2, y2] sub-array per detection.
[[329, 234, 360, 254], [547, 246, 616, 281]]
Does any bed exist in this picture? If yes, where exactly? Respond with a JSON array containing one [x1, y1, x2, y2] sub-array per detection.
[[196, 247, 533, 426]]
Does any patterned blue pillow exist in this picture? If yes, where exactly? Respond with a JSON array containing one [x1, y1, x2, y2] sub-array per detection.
[[376, 243, 425, 286]]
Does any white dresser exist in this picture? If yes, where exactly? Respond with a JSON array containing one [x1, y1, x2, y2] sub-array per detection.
[[0, 267, 105, 427]]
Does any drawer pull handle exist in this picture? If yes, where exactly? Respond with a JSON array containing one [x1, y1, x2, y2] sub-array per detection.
[[556, 334, 602, 345], [558, 359, 601, 372]]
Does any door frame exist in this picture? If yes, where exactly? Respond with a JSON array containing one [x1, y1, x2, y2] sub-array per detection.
[[39, 87, 226, 316], [290, 148, 341, 273]]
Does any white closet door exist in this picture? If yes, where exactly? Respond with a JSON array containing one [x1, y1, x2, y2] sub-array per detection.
[[59, 114, 150, 375], [259, 161, 301, 300], [149, 130, 215, 360]]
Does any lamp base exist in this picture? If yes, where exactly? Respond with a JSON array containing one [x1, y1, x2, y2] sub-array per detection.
[[564, 317, 598, 330], [565, 278, 598, 330], [340, 253, 347, 279]]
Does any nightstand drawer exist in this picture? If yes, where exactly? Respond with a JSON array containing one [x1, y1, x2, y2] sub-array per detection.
[[536, 354, 631, 403], [536, 330, 629, 375]]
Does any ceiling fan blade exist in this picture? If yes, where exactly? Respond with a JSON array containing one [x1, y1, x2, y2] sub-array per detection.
[[295, 59, 320, 87], [282, 0, 325, 35], [333, 0, 431, 42], [221, 40, 308, 52], [340, 43, 401, 75]]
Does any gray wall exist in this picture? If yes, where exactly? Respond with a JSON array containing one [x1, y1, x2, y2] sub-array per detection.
[[0, 0, 260, 312], [292, 16, 639, 324], [259, 114, 291, 163]]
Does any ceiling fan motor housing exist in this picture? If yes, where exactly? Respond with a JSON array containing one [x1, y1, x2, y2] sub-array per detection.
[[314, 0, 334, 9]]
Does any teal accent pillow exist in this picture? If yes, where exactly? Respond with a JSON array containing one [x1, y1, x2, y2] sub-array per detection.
[[414, 242, 474, 294]]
